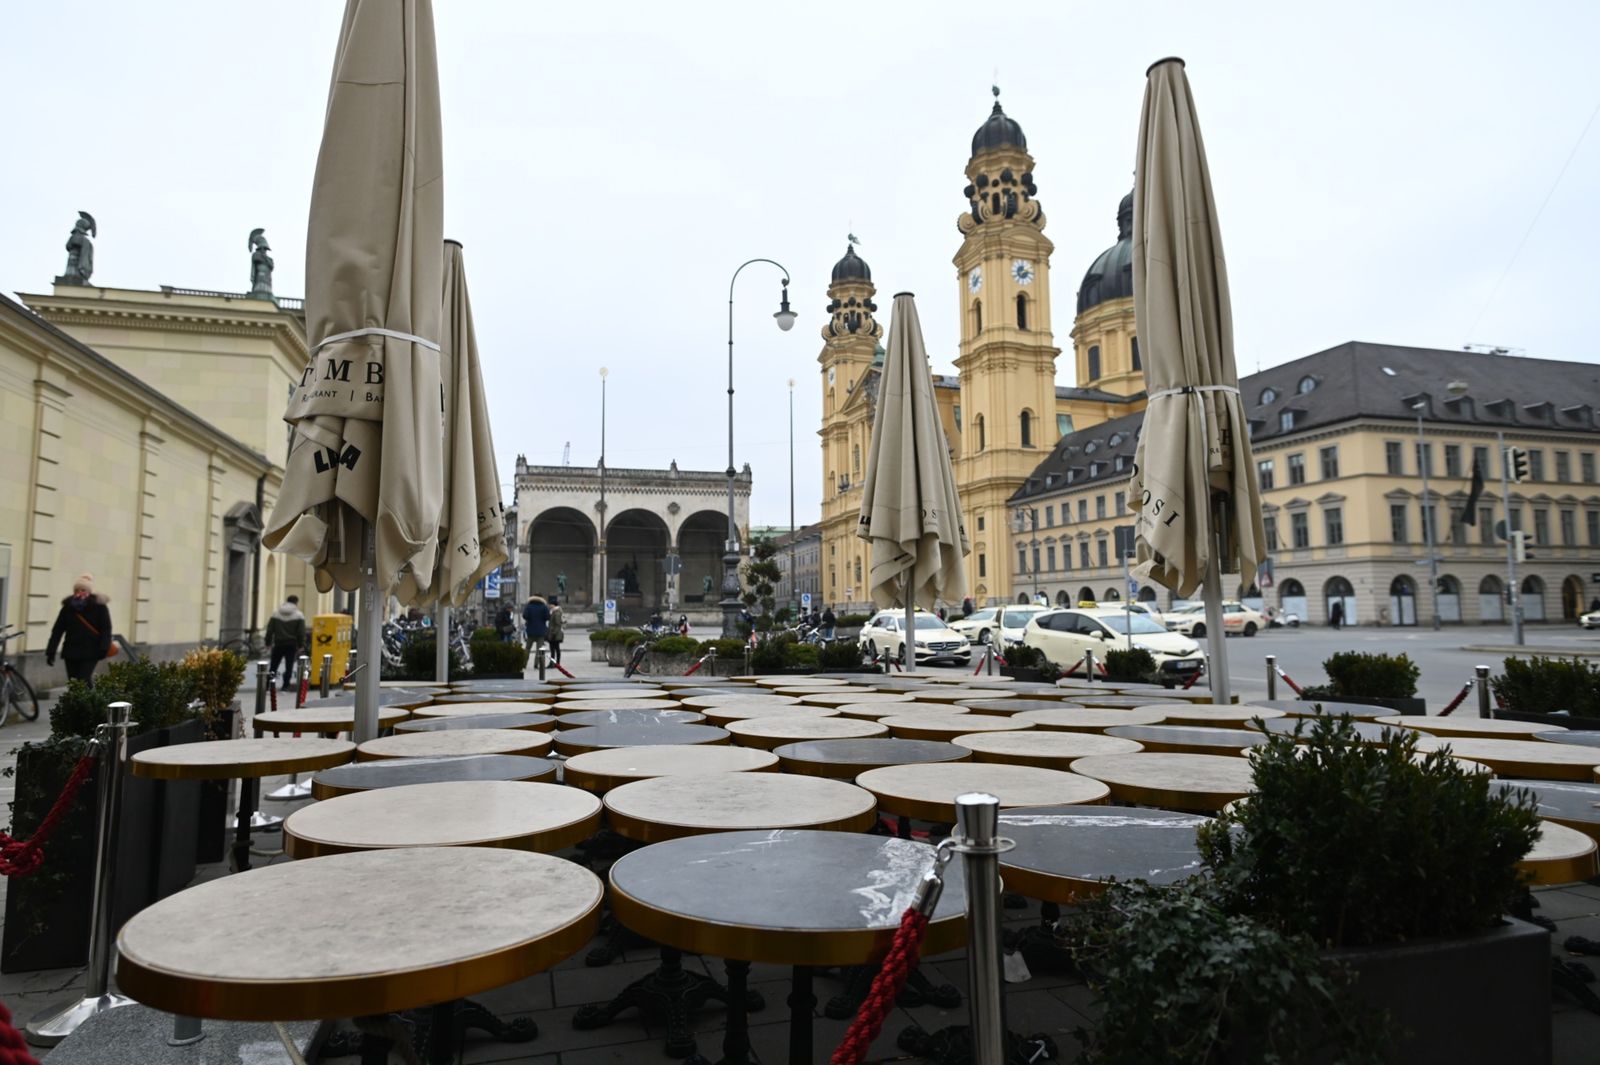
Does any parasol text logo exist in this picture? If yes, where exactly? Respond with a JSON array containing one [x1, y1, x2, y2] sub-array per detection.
[[313, 444, 362, 474]]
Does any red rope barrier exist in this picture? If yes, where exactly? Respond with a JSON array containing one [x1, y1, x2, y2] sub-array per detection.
[[0, 754, 96, 878], [268, 680, 279, 713], [683, 655, 706, 676], [1437, 679, 1474, 717], [829, 907, 930, 1065], [0, 1002, 42, 1065], [296, 672, 310, 709], [1183, 665, 1204, 690], [1274, 665, 1304, 696]]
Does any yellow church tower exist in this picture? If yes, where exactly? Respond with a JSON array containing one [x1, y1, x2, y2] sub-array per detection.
[[952, 91, 1060, 605], [816, 244, 884, 609]]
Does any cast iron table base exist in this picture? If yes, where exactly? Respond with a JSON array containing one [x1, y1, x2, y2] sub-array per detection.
[[572, 947, 765, 1059], [822, 961, 961, 1019], [898, 1024, 1059, 1064]]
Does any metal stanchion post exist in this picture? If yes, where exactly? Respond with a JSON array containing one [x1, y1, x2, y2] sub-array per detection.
[[247, 665, 283, 830], [1265, 654, 1277, 701], [1083, 648, 1096, 683], [320, 653, 333, 699], [536, 644, 547, 682], [1477, 664, 1492, 719], [295, 654, 309, 705], [985, 644, 995, 675], [954, 792, 1008, 1065], [344, 648, 359, 686], [27, 702, 135, 1046]]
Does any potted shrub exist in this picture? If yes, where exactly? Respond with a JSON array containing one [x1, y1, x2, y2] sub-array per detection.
[[818, 639, 865, 673], [1102, 647, 1160, 685], [834, 613, 870, 641], [604, 630, 641, 668], [1198, 717, 1547, 1064], [747, 632, 794, 675], [695, 638, 749, 676], [3, 657, 206, 973], [468, 634, 528, 679], [646, 635, 700, 675], [998, 643, 1061, 683], [1491, 656, 1600, 731], [1301, 651, 1424, 715], [178, 648, 247, 864], [783, 642, 821, 673], [392, 634, 465, 682], [589, 628, 617, 662]]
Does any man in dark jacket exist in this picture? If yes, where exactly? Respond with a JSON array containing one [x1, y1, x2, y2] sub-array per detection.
[[264, 596, 308, 688], [46, 573, 113, 683], [522, 595, 551, 655]]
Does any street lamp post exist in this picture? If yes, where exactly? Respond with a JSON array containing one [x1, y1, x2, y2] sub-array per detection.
[[722, 259, 797, 638], [788, 378, 797, 618], [598, 367, 608, 614], [1012, 507, 1040, 602], [1412, 401, 1443, 630]]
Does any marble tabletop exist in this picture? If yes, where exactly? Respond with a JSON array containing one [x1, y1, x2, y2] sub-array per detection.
[[116, 848, 601, 1019], [356, 728, 554, 762], [603, 772, 878, 842], [554, 723, 731, 756], [1252, 698, 1400, 720], [998, 806, 1211, 902], [1396, 716, 1565, 740], [131, 738, 354, 781], [879, 715, 1032, 742], [854, 762, 1108, 822], [951, 730, 1142, 769], [556, 708, 707, 728], [1521, 821, 1600, 885], [252, 706, 409, 734], [773, 738, 971, 779], [1068, 753, 1256, 812], [1103, 724, 1268, 755], [698, 703, 841, 724], [394, 712, 557, 734], [725, 716, 888, 750], [310, 754, 556, 800], [1409, 736, 1600, 781], [1013, 707, 1172, 731], [564, 744, 778, 794], [1137, 704, 1284, 727]]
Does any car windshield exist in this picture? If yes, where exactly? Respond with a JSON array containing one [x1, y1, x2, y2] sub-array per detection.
[[1099, 614, 1169, 635], [1000, 608, 1045, 627], [913, 615, 949, 630]]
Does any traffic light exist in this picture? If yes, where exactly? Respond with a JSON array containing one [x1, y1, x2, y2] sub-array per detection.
[[1507, 446, 1531, 483], [1511, 530, 1531, 563]]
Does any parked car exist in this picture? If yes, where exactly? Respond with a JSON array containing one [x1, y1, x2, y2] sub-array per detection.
[[1024, 607, 1204, 678], [1582, 609, 1600, 631], [1163, 601, 1264, 638], [949, 605, 1047, 646], [858, 610, 972, 666]]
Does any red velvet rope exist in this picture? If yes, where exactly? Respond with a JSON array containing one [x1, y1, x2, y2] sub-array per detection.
[[0, 1002, 42, 1065], [1274, 665, 1304, 695], [1437, 679, 1474, 717], [296, 672, 310, 709], [829, 907, 930, 1065], [1183, 664, 1204, 690], [269, 680, 279, 713], [0, 754, 96, 878]]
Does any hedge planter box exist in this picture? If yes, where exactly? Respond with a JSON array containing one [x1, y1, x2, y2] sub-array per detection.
[[1306, 694, 1426, 716], [1001, 666, 1048, 682], [1329, 918, 1549, 1065], [196, 705, 238, 865], [590, 642, 608, 663], [3, 717, 206, 973], [604, 643, 631, 668], [1496, 709, 1600, 732]]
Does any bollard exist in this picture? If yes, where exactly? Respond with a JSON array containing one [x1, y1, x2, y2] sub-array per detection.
[[247, 665, 284, 829], [1265, 654, 1277, 701], [1477, 664, 1492, 719], [536, 644, 547, 682], [296, 654, 310, 707], [320, 653, 333, 699], [1083, 648, 1096, 683], [985, 644, 995, 675], [343, 648, 359, 685], [953, 793, 1008, 1065], [253, 659, 269, 717], [27, 702, 135, 1045]]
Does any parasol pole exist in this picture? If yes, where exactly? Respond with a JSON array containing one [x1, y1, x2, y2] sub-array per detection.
[[904, 564, 916, 673], [354, 522, 382, 742], [1201, 495, 1231, 705], [433, 601, 449, 684]]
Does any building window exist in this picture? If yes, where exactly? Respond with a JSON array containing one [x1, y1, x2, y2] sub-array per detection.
[[1044, 505, 1054, 527], [978, 553, 986, 577], [1584, 452, 1597, 484], [1097, 540, 1108, 568], [1288, 453, 1306, 485], [1259, 387, 1278, 406], [1115, 491, 1126, 515], [1298, 375, 1317, 394], [1556, 451, 1572, 483], [1018, 547, 1028, 573], [1046, 544, 1056, 570], [1480, 507, 1495, 545], [1279, 410, 1296, 433], [1444, 445, 1462, 479], [1015, 293, 1028, 330], [1032, 545, 1041, 572], [1096, 496, 1106, 519], [953, 404, 962, 430], [1560, 509, 1576, 546], [1131, 336, 1141, 371], [1020, 410, 1033, 448], [1385, 441, 1404, 475], [976, 515, 985, 531], [1509, 505, 1523, 533], [1063, 541, 1073, 570], [1533, 508, 1550, 545], [1262, 514, 1278, 548], [1290, 512, 1310, 548], [975, 414, 985, 452], [1324, 507, 1344, 546], [1414, 442, 1433, 477], [1080, 542, 1091, 568], [973, 299, 982, 333], [1257, 459, 1274, 491], [1390, 504, 1409, 543], [1473, 445, 1489, 477], [1450, 507, 1467, 546], [1057, 413, 1073, 437], [1588, 511, 1600, 546], [852, 445, 861, 477], [1078, 500, 1087, 523], [1528, 449, 1545, 482], [1319, 445, 1339, 480], [1087, 345, 1101, 381]]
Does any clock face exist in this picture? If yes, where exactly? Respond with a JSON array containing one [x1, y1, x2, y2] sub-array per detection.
[[1012, 259, 1035, 285], [968, 267, 983, 293]]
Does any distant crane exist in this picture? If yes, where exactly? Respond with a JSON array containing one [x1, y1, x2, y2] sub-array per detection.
[[562, 441, 571, 465]]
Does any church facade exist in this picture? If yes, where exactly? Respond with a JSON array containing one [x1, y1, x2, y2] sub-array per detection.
[[817, 96, 1143, 611]]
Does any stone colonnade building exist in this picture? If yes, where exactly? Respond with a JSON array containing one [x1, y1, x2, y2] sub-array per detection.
[[514, 455, 751, 619]]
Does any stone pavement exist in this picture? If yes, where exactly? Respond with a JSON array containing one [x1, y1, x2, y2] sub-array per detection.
[[0, 638, 1597, 1061]]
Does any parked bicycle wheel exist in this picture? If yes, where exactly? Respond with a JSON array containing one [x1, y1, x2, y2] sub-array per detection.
[[7, 671, 39, 722]]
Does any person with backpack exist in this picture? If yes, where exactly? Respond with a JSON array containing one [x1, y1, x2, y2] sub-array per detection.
[[263, 595, 308, 688], [46, 573, 114, 684], [546, 596, 565, 665]]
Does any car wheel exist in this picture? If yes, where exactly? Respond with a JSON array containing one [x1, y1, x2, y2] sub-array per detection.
[[1191, 623, 1206, 637], [866, 640, 878, 661], [898, 643, 909, 666], [1244, 623, 1257, 637], [978, 629, 991, 645], [1289, 618, 1300, 628]]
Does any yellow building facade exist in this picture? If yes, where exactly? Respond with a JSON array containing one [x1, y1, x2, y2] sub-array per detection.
[[817, 97, 1145, 610]]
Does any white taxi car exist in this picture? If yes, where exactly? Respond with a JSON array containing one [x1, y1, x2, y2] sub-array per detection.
[[1024, 607, 1203, 678], [1581, 609, 1600, 631], [1164, 601, 1264, 638], [858, 610, 972, 666], [950, 605, 1047, 646]]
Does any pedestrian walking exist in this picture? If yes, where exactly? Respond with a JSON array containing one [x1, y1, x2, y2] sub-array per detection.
[[264, 595, 308, 688], [1329, 600, 1344, 630], [523, 594, 551, 659], [495, 604, 517, 643], [547, 596, 565, 665], [821, 605, 837, 641], [46, 573, 114, 684]]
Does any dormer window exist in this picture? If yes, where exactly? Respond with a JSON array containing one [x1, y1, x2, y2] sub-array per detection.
[[1484, 398, 1516, 421], [1524, 401, 1555, 423], [1108, 432, 1124, 447], [1084, 440, 1098, 454], [1279, 408, 1301, 432], [1561, 404, 1592, 424], [1114, 455, 1127, 472], [1259, 387, 1278, 406], [1297, 375, 1318, 395]]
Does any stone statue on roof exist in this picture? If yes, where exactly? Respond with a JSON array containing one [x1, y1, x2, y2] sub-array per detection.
[[55, 211, 96, 286], [248, 228, 274, 299]]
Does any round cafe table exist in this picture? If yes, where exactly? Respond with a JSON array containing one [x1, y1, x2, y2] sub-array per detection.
[[773, 738, 970, 780], [1014, 707, 1171, 732], [831, 702, 969, 721], [564, 745, 778, 794], [854, 762, 1107, 824], [1104, 724, 1269, 757], [1494, 779, 1600, 843], [284, 780, 603, 859], [1396, 717, 1566, 741], [698, 702, 840, 723], [1253, 698, 1400, 720], [252, 705, 410, 734], [1521, 821, 1600, 885], [1070, 753, 1255, 813], [116, 848, 601, 1062], [603, 772, 878, 842], [680, 694, 800, 710], [556, 708, 706, 729], [131, 737, 355, 872], [356, 729, 554, 762], [553, 698, 683, 713], [430, 691, 554, 705], [997, 806, 1210, 902], [607, 831, 968, 1065], [960, 698, 1084, 717], [910, 688, 1019, 705], [449, 679, 557, 693], [1252, 717, 1399, 743], [395, 712, 556, 734], [1539, 731, 1600, 749], [725, 716, 887, 751], [754, 676, 850, 687], [412, 701, 566, 719], [952, 730, 1142, 769], [880, 714, 1030, 742], [1408, 736, 1600, 781], [798, 692, 915, 709], [1137, 704, 1284, 728], [311, 754, 556, 799], [555, 724, 730, 756], [1074, 696, 1190, 710]]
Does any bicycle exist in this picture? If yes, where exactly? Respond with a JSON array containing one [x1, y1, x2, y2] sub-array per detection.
[[0, 625, 41, 726]]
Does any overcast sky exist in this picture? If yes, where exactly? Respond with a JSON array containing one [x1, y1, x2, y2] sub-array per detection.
[[4, 1, 1597, 526]]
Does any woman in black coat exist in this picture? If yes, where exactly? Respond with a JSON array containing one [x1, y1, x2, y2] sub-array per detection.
[[46, 573, 113, 683]]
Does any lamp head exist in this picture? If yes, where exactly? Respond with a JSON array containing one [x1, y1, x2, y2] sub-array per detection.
[[773, 283, 797, 332], [599, 366, 609, 379]]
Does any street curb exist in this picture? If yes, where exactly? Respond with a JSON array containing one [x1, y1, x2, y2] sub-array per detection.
[[1460, 645, 1600, 658]]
